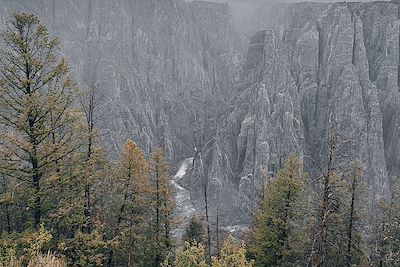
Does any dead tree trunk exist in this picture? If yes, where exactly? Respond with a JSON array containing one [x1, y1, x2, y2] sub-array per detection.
[[199, 151, 212, 264], [314, 122, 338, 267]]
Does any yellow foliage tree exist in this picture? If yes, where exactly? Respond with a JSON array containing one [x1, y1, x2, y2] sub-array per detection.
[[0, 12, 81, 229], [0, 224, 66, 267], [107, 139, 150, 267], [149, 148, 176, 266], [174, 243, 208, 267], [212, 236, 254, 267], [171, 238, 254, 267]]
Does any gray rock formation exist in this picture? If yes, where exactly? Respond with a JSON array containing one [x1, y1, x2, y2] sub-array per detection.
[[285, 2, 397, 201], [182, 28, 303, 225], [0, 0, 242, 162], [185, 1, 400, 226], [1, 0, 399, 230]]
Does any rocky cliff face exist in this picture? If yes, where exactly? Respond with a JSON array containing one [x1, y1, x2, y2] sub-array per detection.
[[184, 1, 400, 226], [0, 0, 242, 162], [286, 2, 393, 204], [1, 0, 399, 229], [281, 1, 400, 202]]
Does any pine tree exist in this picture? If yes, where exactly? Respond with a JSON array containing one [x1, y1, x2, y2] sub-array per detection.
[[148, 148, 176, 267], [250, 155, 307, 266], [43, 84, 108, 265], [52, 151, 109, 266], [107, 139, 150, 267], [0, 12, 80, 229], [78, 84, 105, 234], [183, 216, 205, 245]]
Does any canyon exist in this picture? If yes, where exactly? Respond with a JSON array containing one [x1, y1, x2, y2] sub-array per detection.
[[1, 0, 399, 229]]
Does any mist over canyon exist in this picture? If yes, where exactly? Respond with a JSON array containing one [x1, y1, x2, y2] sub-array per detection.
[[1, 0, 399, 238]]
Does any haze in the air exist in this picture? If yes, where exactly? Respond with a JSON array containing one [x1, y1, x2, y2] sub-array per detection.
[[190, 0, 387, 37]]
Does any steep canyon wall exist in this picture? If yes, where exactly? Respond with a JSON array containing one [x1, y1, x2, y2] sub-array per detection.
[[1, 0, 399, 228]]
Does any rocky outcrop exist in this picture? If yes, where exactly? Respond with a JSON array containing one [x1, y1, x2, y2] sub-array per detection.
[[293, 3, 391, 203], [182, 28, 303, 224], [184, 1, 399, 226]]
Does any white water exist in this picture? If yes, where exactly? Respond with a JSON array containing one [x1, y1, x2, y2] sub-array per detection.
[[172, 157, 195, 237], [172, 157, 251, 239], [174, 157, 193, 179]]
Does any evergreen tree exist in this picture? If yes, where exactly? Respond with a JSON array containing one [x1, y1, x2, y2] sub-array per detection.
[[107, 139, 150, 267], [250, 155, 307, 267], [39, 85, 108, 265], [78, 84, 105, 234], [0, 12, 80, 229], [59, 230, 107, 266], [147, 148, 176, 267], [46, 115, 109, 265], [183, 216, 205, 245]]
